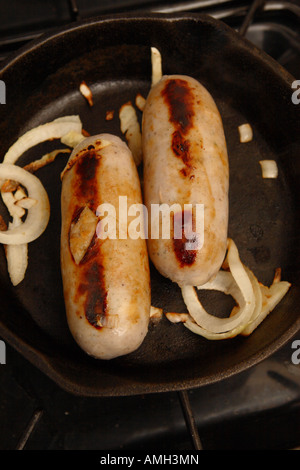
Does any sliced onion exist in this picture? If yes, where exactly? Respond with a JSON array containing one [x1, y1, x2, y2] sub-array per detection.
[[165, 238, 291, 340], [69, 205, 98, 265], [1, 191, 26, 218], [3, 115, 82, 165], [197, 270, 244, 306], [0, 163, 50, 245], [241, 279, 291, 336], [119, 101, 142, 166], [79, 81, 93, 107], [150, 306, 163, 323], [165, 312, 190, 324], [105, 110, 114, 121], [259, 160, 278, 179], [238, 123, 253, 143], [0, 116, 80, 286], [5, 216, 28, 286], [183, 265, 264, 340], [181, 239, 255, 334], [96, 314, 119, 329], [60, 131, 85, 148], [1, 179, 20, 192], [151, 47, 162, 86], [15, 197, 37, 210], [14, 186, 27, 201], [23, 148, 71, 173], [135, 93, 146, 111]]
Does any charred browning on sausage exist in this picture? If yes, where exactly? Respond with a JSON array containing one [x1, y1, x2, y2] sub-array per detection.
[[161, 79, 195, 132], [71, 149, 108, 328], [172, 210, 197, 267], [76, 150, 98, 184], [75, 150, 100, 211], [161, 79, 196, 177], [74, 236, 108, 330], [172, 130, 190, 159], [71, 206, 85, 225], [76, 260, 108, 329], [85, 263, 107, 330], [171, 130, 194, 178]]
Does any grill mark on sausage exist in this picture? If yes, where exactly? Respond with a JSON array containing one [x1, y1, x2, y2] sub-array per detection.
[[75, 149, 100, 212], [72, 148, 108, 329], [172, 210, 197, 267], [161, 79, 195, 132], [71, 205, 85, 225], [161, 78, 195, 177], [76, 259, 107, 330]]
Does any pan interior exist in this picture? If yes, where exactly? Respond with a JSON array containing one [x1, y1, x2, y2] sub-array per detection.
[[0, 15, 299, 396]]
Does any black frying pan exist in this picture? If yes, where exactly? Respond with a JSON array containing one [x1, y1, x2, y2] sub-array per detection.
[[0, 13, 299, 397]]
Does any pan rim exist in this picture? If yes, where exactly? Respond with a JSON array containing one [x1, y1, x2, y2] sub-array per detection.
[[0, 11, 297, 84], [3, 313, 300, 397]]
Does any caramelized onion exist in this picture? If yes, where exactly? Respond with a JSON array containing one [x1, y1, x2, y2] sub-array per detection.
[[151, 47, 163, 86], [119, 101, 142, 165], [166, 238, 291, 340], [259, 160, 278, 179], [0, 163, 50, 245], [181, 239, 255, 334], [5, 217, 28, 286], [238, 123, 253, 143], [3, 115, 82, 165]]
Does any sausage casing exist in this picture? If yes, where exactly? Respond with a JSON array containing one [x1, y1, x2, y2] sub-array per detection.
[[60, 134, 151, 359], [142, 74, 229, 287]]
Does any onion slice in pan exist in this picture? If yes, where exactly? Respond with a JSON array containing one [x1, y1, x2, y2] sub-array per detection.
[[3, 115, 82, 165], [167, 238, 291, 339], [241, 276, 291, 336], [151, 47, 162, 86], [181, 238, 256, 334], [5, 216, 28, 286], [0, 116, 82, 285], [0, 163, 50, 245]]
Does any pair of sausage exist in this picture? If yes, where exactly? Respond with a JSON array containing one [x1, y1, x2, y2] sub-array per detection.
[[60, 75, 229, 359]]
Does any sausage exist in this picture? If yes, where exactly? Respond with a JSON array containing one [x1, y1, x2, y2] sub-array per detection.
[[60, 134, 151, 359], [142, 75, 229, 287]]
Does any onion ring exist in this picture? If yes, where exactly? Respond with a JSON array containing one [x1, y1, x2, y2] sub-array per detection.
[[181, 239, 255, 334], [241, 279, 291, 336], [5, 216, 28, 286], [166, 238, 291, 340], [3, 115, 82, 165], [0, 163, 50, 245]]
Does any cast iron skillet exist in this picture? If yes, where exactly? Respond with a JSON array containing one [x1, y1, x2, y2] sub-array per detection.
[[0, 13, 299, 397]]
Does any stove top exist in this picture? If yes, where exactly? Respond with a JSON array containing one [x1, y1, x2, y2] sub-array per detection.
[[0, 0, 299, 451]]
